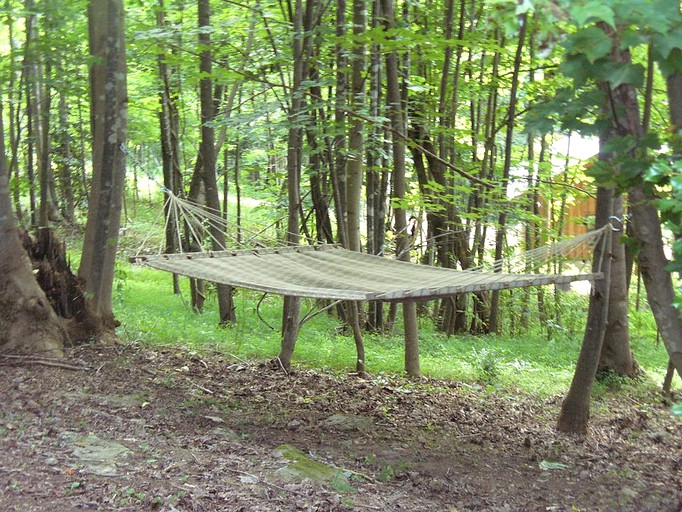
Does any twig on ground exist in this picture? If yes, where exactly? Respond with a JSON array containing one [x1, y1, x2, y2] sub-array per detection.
[[185, 377, 214, 395], [0, 354, 90, 371]]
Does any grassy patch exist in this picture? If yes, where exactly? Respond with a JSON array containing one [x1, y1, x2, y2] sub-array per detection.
[[113, 261, 678, 397]]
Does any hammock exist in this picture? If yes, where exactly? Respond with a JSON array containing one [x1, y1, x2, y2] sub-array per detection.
[[132, 191, 608, 302]]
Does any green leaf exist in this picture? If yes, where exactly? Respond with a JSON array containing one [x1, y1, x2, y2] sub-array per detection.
[[652, 28, 682, 60], [670, 174, 682, 194], [658, 198, 682, 214], [619, 159, 649, 181], [559, 54, 593, 86], [650, 0, 682, 25], [635, 3, 678, 33], [570, 2, 616, 29], [539, 460, 568, 471], [524, 110, 557, 134], [675, 403, 682, 418], [601, 62, 645, 88], [619, 29, 648, 50], [640, 132, 662, 151], [657, 49, 682, 77], [644, 161, 672, 184], [602, 135, 637, 156], [587, 161, 617, 186], [564, 26, 613, 63]]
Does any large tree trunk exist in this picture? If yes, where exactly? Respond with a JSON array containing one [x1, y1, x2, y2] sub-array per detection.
[[345, 0, 366, 253], [277, 0, 305, 371], [598, 194, 637, 376], [56, 61, 76, 223], [78, 0, 127, 335], [557, 187, 614, 434], [198, 0, 236, 325], [23, 0, 39, 226], [663, 68, 682, 379], [0, 99, 67, 357], [382, 0, 419, 378], [629, 187, 682, 379], [604, 34, 682, 380], [331, 0, 348, 248]]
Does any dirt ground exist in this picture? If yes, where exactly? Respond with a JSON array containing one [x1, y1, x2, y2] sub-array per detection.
[[1, 342, 680, 512]]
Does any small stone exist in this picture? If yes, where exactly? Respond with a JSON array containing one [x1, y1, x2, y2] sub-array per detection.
[[323, 413, 373, 431]]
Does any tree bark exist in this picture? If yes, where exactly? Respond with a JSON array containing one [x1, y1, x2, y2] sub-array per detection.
[[629, 186, 682, 379], [345, 0, 366, 253], [0, 98, 67, 357], [598, 194, 637, 376], [603, 32, 682, 380], [38, 0, 60, 226], [198, 0, 235, 324], [557, 188, 614, 434], [5, 2, 22, 221], [382, 0, 419, 377], [489, 14, 526, 334], [78, 0, 127, 334], [277, 0, 305, 371], [331, 0, 349, 248], [56, 60, 76, 223], [157, 0, 182, 293], [23, 0, 39, 226]]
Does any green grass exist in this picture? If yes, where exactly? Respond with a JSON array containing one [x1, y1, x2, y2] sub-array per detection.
[[63, 193, 676, 398], [113, 261, 679, 397]]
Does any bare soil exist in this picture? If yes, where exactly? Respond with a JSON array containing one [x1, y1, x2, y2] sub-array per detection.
[[1, 342, 680, 511]]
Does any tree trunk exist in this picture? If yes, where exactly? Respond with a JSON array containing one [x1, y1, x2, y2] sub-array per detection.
[[157, 0, 182, 293], [557, 188, 614, 434], [78, 0, 127, 334], [5, 2, 22, 221], [664, 64, 682, 383], [38, 0, 60, 226], [331, 0, 349, 248], [489, 14, 526, 334], [366, 0, 387, 331], [23, 0, 39, 226], [598, 193, 637, 376], [629, 186, 682, 379], [382, 0, 419, 377], [0, 98, 67, 357], [277, 0, 305, 371], [56, 62, 76, 223], [345, 0, 366, 253], [604, 32, 682, 380], [198, 0, 235, 324]]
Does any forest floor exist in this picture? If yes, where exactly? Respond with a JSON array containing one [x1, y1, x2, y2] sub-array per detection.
[[1, 341, 680, 512]]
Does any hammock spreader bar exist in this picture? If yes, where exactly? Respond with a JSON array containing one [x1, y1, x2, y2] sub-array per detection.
[[133, 245, 603, 303]]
